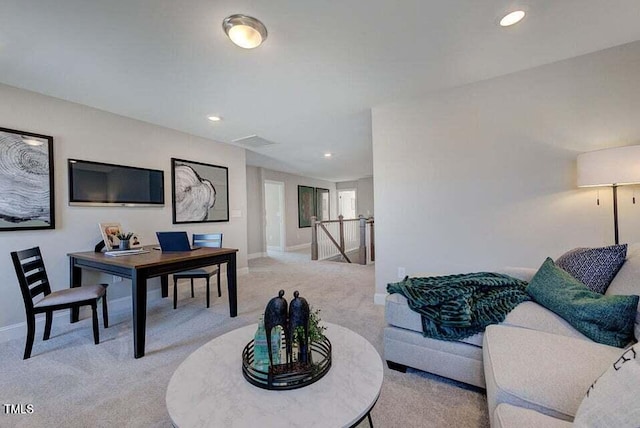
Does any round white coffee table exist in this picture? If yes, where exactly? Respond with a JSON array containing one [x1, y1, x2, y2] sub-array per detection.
[[166, 323, 383, 427]]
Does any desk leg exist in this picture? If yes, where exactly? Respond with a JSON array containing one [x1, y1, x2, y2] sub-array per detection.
[[226, 253, 237, 317], [132, 271, 147, 358], [69, 258, 82, 323], [161, 275, 169, 298]]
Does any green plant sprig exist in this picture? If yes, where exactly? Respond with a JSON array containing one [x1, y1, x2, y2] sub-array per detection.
[[293, 307, 326, 344]]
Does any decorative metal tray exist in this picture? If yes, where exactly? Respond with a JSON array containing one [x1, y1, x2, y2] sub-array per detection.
[[241, 336, 332, 390]]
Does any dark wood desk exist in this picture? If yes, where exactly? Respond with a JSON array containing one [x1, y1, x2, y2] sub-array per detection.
[[68, 246, 238, 358]]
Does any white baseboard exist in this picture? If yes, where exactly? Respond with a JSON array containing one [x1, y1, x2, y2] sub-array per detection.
[[374, 293, 387, 306], [106, 288, 164, 314], [1, 266, 252, 343], [248, 252, 267, 260], [0, 311, 72, 344], [285, 243, 310, 252], [1, 286, 162, 344]]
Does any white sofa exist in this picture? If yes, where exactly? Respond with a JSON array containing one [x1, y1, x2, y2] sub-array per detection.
[[383, 245, 640, 426]]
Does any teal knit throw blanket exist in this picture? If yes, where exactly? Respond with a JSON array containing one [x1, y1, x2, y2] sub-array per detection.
[[387, 273, 530, 341]]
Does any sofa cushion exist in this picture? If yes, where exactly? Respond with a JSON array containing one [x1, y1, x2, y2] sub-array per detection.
[[606, 243, 640, 340], [502, 301, 590, 341], [556, 244, 627, 294], [493, 404, 572, 428], [527, 257, 638, 348], [385, 293, 483, 346], [573, 344, 640, 428], [483, 325, 622, 425], [386, 292, 591, 348]]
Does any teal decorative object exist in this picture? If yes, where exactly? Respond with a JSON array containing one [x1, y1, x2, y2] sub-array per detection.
[[253, 318, 269, 372], [270, 326, 281, 365], [527, 257, 638, 348]]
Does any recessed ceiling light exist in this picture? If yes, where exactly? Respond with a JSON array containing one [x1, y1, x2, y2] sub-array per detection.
[[223, 14, 268, 49], [324, 153, 332, 158], [500, 10, 526, 27], [207, 115, 222, 122]]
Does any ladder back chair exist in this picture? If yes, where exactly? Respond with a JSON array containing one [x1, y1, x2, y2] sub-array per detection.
[[172, 233, 223, 309], [11, 247, 109, 359]]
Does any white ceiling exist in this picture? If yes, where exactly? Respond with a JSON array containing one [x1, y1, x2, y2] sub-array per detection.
[[1, 1, 640, 181]]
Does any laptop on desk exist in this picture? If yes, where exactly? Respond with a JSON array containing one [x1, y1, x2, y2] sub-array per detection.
[[156, 231, 200, 252]]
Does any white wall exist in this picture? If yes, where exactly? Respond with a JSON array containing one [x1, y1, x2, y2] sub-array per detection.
[[0, 83, 248, 331], [372, 41, 640, 302]]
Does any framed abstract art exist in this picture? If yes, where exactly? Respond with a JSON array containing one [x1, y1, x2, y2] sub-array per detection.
[[171, 158, 229, 224], [0, 127, 55, 231]]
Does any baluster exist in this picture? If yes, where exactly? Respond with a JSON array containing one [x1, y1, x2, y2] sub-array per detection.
[[359, 215, 367, 265], [368, 216, 375, 262], [311, 216, 318, 260], [339, 215, 345, 259]]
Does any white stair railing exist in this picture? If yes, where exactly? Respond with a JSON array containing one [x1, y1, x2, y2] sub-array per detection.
[[311, 215, 374, 264]]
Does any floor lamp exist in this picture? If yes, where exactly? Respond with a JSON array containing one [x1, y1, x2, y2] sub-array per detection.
[[577, 145, 640, 245]]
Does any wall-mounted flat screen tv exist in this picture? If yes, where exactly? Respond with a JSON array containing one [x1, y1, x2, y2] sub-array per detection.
[[68, 159, 164, 206]]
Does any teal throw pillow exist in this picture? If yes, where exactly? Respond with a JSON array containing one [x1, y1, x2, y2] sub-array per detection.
[[527, 257, 638, 348]]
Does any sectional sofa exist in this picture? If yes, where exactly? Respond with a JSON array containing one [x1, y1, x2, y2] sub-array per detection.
[[384, 244, 640, 426]]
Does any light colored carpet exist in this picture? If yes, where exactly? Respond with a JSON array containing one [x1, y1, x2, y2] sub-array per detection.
[[0, 250, 489, 427]]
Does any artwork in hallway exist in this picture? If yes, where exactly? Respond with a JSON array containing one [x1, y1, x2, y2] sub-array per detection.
[[171, 158, 229, 223], [298, 185, 315, 228], [315, 188, 330, 221], [0, 127, 55, 231]]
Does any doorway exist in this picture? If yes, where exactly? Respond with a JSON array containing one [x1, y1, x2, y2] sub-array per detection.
[[264, 181, 285, 252], [338, 189, 357, 219]]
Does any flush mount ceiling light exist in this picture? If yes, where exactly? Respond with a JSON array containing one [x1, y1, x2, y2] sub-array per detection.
[[324, 153, 332, 158], [500, 10, 526, 27], [207, 115, 222, 122], [223, 14, 267, 49]]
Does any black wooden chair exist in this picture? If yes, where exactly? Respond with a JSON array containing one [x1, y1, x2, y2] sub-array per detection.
[[172, 233, 223, 309], [11, 247, 109, 359]]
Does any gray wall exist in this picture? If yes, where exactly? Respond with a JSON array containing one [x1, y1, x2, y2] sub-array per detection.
[[372, 41, 640, 302], [336, 177, 374, 217], [246, 165, 264, 257], [264, 181, 282, 248], [0, 83, 248, 333], [262, 168, 337, 249], [246, 167, 338, 252]]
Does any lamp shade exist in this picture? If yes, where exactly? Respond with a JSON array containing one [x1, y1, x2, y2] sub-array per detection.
[[577, 145, 640, 187]]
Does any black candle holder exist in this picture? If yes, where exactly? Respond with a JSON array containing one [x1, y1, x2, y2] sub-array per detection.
[[241, 334, 332, 390], [241, 290, 332, 390]]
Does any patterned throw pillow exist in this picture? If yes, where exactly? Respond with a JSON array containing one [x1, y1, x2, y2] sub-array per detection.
[[573, 344, 640, 428], [556, 244, 627, 294]]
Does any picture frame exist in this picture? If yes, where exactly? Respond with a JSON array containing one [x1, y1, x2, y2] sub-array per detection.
[[315, 187, 330, 221], [98, 222, 143, 251], [0, 127, 55, 231], [98, 222, 123, 251], [171, 158, 229, 224], [298, 185, 316, 228]]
